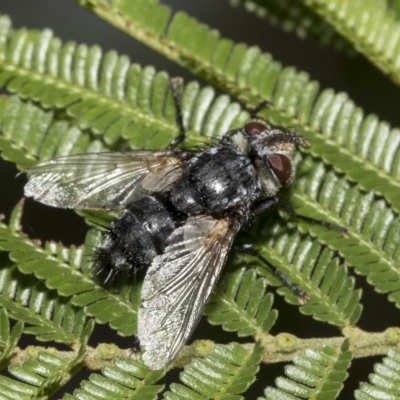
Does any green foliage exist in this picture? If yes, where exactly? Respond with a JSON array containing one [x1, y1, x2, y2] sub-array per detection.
[[0, 315, 93, 399], [264, 237, 362, 327], [205, 266, 278, 337], [390, 0, 400, 19], [0, 15, 249, 151], [0, 307, 23, 366], [299, 0, 400, 87], [164, 341, 264, 399], [63, 358, 165, 400], [0, 95, 104, 169], [230, 0, 354, 53], [0, 0, 399, 398], [233, 0, 400, 87], [355, 348, 400, 399], [261, 340, 352, 399], [0, 263, 89, 344], [290, 155, 400, 308]]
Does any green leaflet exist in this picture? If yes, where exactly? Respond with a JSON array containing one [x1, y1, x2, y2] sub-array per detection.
[[291, 156, 400, 307], [355, 348, 400, 399], [163, 341, 264, 400], [0, 318, 94, 399], [0, 95, 105, 169], [75, 0, 400, 214], [246, 216, 362, 327], [261, 339, 352, 400], [205, 266, 278, 337], [0, 307, 23, 366], [63, 358, 165, 400], [301, 0, 400, 87], [230, 0, 355, 53], [0, 263, 88, 345]]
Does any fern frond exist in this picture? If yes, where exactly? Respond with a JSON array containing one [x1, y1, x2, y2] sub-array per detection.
[[0, 263, 90, 345], [0, 307, 23, 366], [0, 95, 120, 227], [230, 0, 354, 53], [245, 215, 362, 326], [0, 95, 105, 169], [261, 339, 352, 399], [204, 266, 278, 337], [391, 0, 400, 19], [355, 348, 400, 399], [0, 202, 139, 337], [0, 371, 43, 399], [0, 16, 249, 151], [163, 341, 264, 399], [63, 357, 165, 400], [74, 1, 400, 215], [300, 0, 400, 87], [0, 319, 93, 399], [290, 155, 400, 308]]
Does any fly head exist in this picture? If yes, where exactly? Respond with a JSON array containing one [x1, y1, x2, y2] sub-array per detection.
[[243, 120, 310, 197]]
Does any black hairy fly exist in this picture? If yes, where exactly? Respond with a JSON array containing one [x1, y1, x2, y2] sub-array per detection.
[[24, 79, 345, 370]]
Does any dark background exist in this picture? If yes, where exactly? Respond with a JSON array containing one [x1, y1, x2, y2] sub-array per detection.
[[1, 1, 399, 398]]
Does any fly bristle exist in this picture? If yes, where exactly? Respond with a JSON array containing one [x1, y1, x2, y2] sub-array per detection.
[[93, 244, 143, 291], [93, 246, 119, 285]]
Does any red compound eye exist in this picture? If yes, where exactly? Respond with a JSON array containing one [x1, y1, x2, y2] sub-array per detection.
[[244, 121, 267, 136], [268, 154, 292, 184]]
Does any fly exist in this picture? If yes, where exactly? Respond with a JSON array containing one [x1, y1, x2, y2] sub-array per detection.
[[23, 78, 346, 370]]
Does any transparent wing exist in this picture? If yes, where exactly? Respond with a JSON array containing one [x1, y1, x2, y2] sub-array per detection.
[[138, 215, 239, 370], [24, 151, 184, 209]]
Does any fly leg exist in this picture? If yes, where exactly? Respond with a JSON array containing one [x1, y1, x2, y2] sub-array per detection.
[[247, 100, 271, 119], [277, 198, 347, 234], [233, 245, 306, 299], [252, 197, 347, 234], [168, 77, 186, 150], [236, 98, 271, 119], [128, 336, 141, 357]]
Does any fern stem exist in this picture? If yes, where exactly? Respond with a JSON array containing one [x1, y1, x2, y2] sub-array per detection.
[[7, 327, 400, 369], [258, 327, 400, 363]]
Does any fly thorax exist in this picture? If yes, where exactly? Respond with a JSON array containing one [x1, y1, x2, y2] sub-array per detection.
[[254, 158, 281, 197], [227, 130, 250, 155]]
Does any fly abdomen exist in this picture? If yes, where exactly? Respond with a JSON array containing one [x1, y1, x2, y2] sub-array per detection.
[[131, 195, 176, 253], [96, 195, 176, 283]]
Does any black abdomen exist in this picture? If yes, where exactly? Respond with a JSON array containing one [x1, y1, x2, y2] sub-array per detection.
[[96, 194, 176, 283]]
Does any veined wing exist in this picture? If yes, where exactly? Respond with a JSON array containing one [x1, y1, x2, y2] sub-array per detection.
[[24, 151, 185, 209], [138, 215, 240, 370]]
